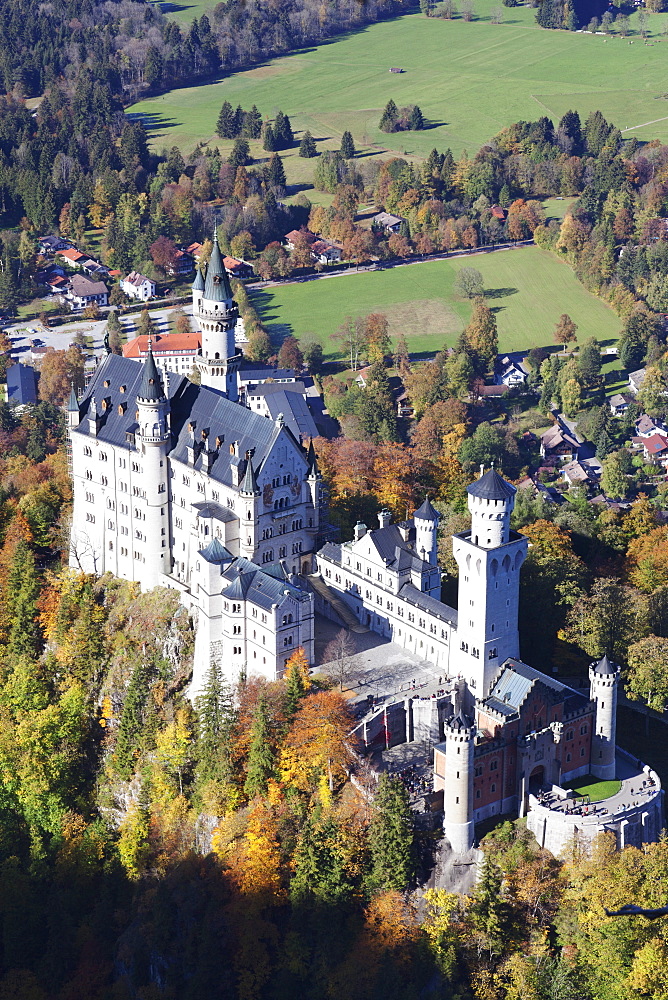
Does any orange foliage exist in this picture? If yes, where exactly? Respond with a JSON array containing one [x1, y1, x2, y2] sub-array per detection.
[[279, 690, 355, 792]]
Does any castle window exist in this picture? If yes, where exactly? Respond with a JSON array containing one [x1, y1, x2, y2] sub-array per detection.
[[279, 546, 286, 558], [85, 513, 95, 523], [566, 753, 571, 763], [580, 724, 588, 735], [488, 648, 497, 660], [107, 498, 115, 509], [212, 491, 219, 501], [475, 766, 483, 776], [101, 476, 108, 486], [86, 491, 94, 503], [233, 625, 241, 635], [476, 790, 481, 799], [580, 747, 585, 757], [232, 604, 241, 613], [109, 541, 113, 551], [491, 783, 496, 793], [84, 446, 92, 457], [566, 730, 573, 741], [108, 519, 114, 530], [85, 470, 92, 481], [490, 760, 498, 771]]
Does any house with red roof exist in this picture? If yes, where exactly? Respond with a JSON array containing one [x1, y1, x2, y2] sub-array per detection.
[[123, 331, 201, 377]]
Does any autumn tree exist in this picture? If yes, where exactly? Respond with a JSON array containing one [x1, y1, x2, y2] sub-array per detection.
[[554, 313, 577, 346], [279, 690, 354, 793], [368, 773, 415, 893], [365, 314, 391, 364], [149, 235, 180, 274], [283, 646, 311, 716], [277, 335, 303, 371], [331, 315, 367, 371], [627, 526, 668, 593], [38, 347, 85, 405]]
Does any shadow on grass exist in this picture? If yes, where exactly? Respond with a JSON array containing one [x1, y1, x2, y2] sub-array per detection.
[[486, 286, 519, 299], [126, 111, 183, 133]]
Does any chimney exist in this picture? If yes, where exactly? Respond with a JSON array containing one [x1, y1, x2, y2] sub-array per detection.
[[378, 509, 391, 529], [353, 521, 367, 542], [187, 422, 197, 466], [88, 400, 102, 436]]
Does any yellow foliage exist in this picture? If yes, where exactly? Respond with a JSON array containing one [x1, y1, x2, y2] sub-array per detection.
[[228, 802, 284, 902], [117, 801, 150, 880]]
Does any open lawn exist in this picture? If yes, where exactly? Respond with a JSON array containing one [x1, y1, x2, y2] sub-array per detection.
[[252, 246, 622, 358], [148, 0, 221, 26], [563, 775, 622, 801], [130, 4, 668, 174]]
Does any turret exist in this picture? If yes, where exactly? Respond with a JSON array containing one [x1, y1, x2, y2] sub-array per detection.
[[442, 709, 476, 854], [194, 228, 239, 399], [67, 382, 80, 429], [467, 467, 515, 548], [136, 342, 171, 587], [192, 264, 205, 314], [239, 455, 260, 560], [305, 439, 321, 514], [589, 654, 620, 781], [414, 496, 439, 566]]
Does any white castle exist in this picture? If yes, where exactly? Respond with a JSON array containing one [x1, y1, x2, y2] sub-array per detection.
[[68, 242, 663, 857], [69, 233, 319, 691]]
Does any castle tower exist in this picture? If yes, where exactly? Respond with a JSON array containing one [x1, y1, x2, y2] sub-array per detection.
[[239, 455, 260, 561], [305, 439, 321, 517], [136, 342, 171, 588], [192, 263, 205, 314], [194, 229, 240, 399], [442, 708, 476, 854], [414, 497, 439, 566], [452, 469, 528, 699], [589, 654, 620, 781]]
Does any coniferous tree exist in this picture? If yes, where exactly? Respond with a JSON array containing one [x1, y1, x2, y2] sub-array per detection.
[[470, 855, 510, 958], [340, 130, 356, 159], [242, 105, 262, 138], [379, 99, 399, 133], [233, 104, 244, 137], [262, 123, 277, 152], [299, 131, 317, 157], [367, 773, 415, 892], [409, 104, 425, 130], [244, 694, 275, 799], [195, 660, 237, 788], [228, 138, 251, 169], [6, 539, 41, 659], [274, 110, 293, 148], [267, 153, 286, 189], [115, 659, 152, 778], [216, 100, 236, 139]]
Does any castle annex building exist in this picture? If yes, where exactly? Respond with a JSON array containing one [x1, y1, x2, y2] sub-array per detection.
[[315, 469, 664, 855], [69, 236, 319, 692]]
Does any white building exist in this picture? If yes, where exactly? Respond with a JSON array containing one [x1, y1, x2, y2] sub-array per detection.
[[121, 271, 156, 302], [123, 332, 202, 378], [69, 233, 320, 693], [66, 274, 109, 310]]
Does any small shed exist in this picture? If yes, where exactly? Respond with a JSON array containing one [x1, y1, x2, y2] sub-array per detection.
[[389, 67, 404, 73]]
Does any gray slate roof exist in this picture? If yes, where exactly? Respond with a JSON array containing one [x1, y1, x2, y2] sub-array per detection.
[[220, 556, 302, 610], [414, 497, 440, 521], [591, 653, 618, 676], [467, 468, 516, 501], [72, 354, 308, 489], [137, 346, 165, 401], [399, 583, 457, 625], [264, 390, 319, 443], [203, 231, 233, 302]]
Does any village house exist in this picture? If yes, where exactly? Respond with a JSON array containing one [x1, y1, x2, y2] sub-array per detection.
[[6, 363, 37, 407], [540, 420, 580, 462], [609, 392, 632, 416], [223, 256, 255, 279], [166, 249, 194, 277], [561, 459, 600, 488], [636, 413, 667, 438], [310, 240, 342, 265], [371, 211, 405, 234], [284, 229, 317, 251], [628, 368, 646, 394], [121, 271, 156, 302], [494, 356, 529, 387], [65, 274, 109, 310], [642, 433, 668, 465]]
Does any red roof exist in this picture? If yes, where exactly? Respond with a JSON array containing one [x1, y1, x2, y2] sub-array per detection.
[[58, 248, 85, 262], [285, 229, 317, 245], [123, 332, 201, 358], [644, 433, 668, 455]]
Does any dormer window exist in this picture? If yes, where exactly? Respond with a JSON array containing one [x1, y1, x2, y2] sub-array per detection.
[[103, 379, 110, 387], [120, 385, 126, 393]]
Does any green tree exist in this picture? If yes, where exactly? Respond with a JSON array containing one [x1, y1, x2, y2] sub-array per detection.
[[216, 100, 237, 139], [637, 366, 667, 418], [299, 131, 317, 158], [5, 539, 41, 660], [368, 773, 415, 893], [601, 450, 629, 499], [561, 377, 582, 417], [465, 299, 497, 369], [244, 694, 275, 800], [379, 99, 399, 133], [262, 123, 277, 152], [459, 421, 506, 472], [340, 130, 356, 159], [267, 153, 286, 189], [242, 105, 263, 139], [273, 110, 293, 148], [577, 337, 603, 394], [303, 340, 324, 374], [563, 577, 646, 662], [228, 138, 251, 169], [627, 635, 668, 711], [115, 658, 151, 779], [409, 104, 425, 130], [291, 815, 356, 905], [469, 855, 510, 960], [105, 309, 123, 355], [454, 266, 484, 299], [195, 660, 237, 790]]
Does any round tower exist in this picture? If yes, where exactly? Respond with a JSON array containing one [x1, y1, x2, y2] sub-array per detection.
[[239, 455, 260, 561], [414, 496, 440, 565], [442, 709, 476, 854], [192, 263, 205, 314], [467, 466, 516, 549], [195, 229, 239, 399], [588, 654, 620, 781], [136, 343, 171, 589]]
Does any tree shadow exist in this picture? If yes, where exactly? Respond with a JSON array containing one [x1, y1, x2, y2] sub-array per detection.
[[125, 112, 182, 133], [485, 286, 519, 299]]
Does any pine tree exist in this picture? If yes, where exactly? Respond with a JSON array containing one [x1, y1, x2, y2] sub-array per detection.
[[379, 99, 399, 133], [262, 123, 277, 152], [409, 104, 425, 130], [267, 153, 286, 189], [228, 138, 251, 169], [115, 659, 152, 779], [273, 110, 293, 149], [368, 773, 415, 893], [243, 105, 263, 139], [470, 855, 509, 958], [299, 131, 317, 158], [284, 647, 311, 716], [233, 104, 244, 137], [216, 100, 236, 139], [195, 661, 237, 786], [340, 130, 356, 159], [244, 694, 275, 799]]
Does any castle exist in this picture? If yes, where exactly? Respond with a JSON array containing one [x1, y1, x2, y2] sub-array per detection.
[[68, 233, 319, 692], [316, 469, 664, 856], [68, 243, 663, 855]]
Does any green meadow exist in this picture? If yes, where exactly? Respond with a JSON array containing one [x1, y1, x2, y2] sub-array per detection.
[[131, 4, 668, 170], [252, 246, 622, 358]]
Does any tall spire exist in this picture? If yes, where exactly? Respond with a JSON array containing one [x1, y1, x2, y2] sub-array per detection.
[[240, 456, 259, 495], [192, 264, 205, 292], [67, 382, 79, 412], [306, 439, 320, 477], [203, 226, 233, 302], [137, 338, 166, 402]]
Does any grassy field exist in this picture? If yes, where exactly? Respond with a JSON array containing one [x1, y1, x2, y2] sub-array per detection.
[[563, 775, 622, 801], [149, 0, 221, 26], [252, 246, 622, 357], [130, 4, 668, 171]]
